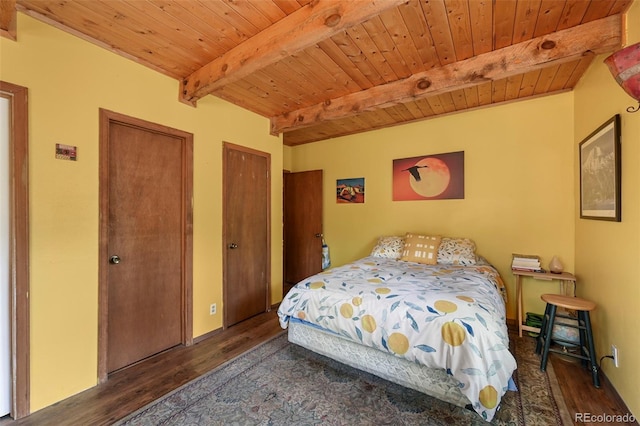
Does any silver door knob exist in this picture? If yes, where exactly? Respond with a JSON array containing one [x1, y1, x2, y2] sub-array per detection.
[[109, 255, 121, 264], [228, 243, 238, 249]]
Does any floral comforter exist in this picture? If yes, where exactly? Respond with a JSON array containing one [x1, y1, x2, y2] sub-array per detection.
[[277, 256, 517, 422]]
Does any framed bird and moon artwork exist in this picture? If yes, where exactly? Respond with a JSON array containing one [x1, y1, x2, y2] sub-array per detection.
[[393, 151, 464, 201]]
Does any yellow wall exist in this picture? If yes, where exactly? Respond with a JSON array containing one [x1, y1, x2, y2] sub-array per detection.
[[1, 14, 283, 411], [283, 145, 293, 171], [573, 0, 640, 417], [290, 93, 576, 321]]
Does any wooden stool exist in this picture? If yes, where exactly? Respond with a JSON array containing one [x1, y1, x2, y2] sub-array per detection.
[[535, 293, 600, 388]]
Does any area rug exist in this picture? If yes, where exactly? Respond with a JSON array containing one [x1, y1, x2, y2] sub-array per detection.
[[116, 331, 571, 425]]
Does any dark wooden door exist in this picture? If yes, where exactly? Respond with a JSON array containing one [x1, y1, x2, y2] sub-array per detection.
[[223, 143, 270, 327], [283, 170, 323, 288], [105, 120, 186, 373]]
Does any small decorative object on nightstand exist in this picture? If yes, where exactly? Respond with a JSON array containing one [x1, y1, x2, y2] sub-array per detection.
[[548, 256, 564, 274]]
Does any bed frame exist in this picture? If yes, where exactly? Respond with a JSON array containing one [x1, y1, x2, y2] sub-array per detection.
[[288, 320, 471, 409]]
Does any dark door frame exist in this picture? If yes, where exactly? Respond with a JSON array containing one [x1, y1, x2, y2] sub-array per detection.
[[222, 142, 271, 328], [97, 109, 193, 382], [1, 81, 30, 419]]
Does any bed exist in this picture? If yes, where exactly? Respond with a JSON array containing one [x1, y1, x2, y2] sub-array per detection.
[[277, 234, 517, 422]]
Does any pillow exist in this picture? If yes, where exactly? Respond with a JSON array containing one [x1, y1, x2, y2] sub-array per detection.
[[437, 237, 477, 265], [370, 236, 404, 259], [400, 233, 441, 265]]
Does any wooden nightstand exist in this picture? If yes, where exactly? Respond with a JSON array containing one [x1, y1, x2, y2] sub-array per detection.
[[513, 269, 576, 337]]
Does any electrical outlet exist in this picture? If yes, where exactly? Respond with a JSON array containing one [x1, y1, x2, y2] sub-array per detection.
[[611, 344, 619, 368], [210, 303, 217, 315]]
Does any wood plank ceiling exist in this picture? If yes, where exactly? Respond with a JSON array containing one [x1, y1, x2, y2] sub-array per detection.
[[5, 0, 634, 146]]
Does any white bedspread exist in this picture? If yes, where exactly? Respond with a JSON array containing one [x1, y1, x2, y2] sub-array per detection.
[[277, 256, 517, 422]]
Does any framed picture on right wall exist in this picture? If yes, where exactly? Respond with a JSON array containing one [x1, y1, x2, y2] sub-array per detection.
[[579, 114, 621, 221]]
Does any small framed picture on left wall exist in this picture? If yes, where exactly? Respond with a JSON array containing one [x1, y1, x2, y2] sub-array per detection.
[[336, 177, 364, 203]]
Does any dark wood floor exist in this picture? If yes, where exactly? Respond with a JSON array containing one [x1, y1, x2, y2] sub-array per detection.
[[549, 349, 637, 425], [2, 309, 635, 426]]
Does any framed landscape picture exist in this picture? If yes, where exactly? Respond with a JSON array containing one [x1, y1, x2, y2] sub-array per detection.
[[393, 151, 464, 201], [579, 114, 621, 221], [336, 177, 364, 203]]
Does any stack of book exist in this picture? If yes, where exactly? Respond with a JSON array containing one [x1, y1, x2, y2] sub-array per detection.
[[511, 254, 544, 272], [526, 312, 544, 337]]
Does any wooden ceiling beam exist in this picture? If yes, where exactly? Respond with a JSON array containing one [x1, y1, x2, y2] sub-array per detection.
[[0, 0, 17, 41], [271, 14, 623, 135], [179, 0, 407, 106]]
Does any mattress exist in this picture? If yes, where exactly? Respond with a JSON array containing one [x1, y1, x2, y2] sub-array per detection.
[[288, 318, 471, 408]]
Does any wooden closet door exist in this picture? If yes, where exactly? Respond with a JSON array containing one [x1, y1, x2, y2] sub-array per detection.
[[99, 109, 193, 381], [223, 143, 270, 327], [106, 122, 183, 372], [283, 170, 323, 288]]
